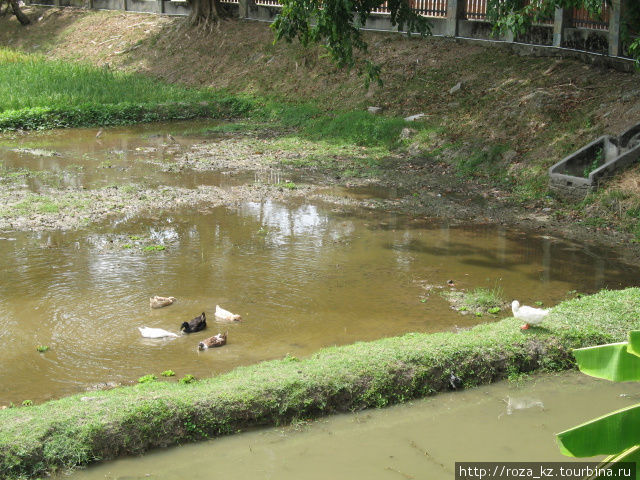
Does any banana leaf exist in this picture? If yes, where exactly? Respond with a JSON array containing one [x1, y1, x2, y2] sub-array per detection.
[[573, 342, 640, 382], [557, 403, 640, 457], [599, 445, 640, 472], [627, 331, 640, 358]]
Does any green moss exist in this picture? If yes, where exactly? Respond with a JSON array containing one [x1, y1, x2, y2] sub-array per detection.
[[1, 288, 639, 479]]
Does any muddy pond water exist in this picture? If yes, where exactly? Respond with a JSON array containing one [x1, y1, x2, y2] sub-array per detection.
[[0, 122, 638, 405], [63, 371, 640, 480]]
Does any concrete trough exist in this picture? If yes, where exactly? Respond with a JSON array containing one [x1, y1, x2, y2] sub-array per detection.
[[549, 123, 640, 201]]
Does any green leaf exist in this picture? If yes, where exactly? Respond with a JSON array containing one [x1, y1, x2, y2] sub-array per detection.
[[557, 403, 640, 457], [627, 331, 640, 358], [573, 342, 640, 382], [600, 445, 640, 472]]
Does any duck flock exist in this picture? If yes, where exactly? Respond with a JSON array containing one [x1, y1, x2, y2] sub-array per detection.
[[139, 297, 241, 350]]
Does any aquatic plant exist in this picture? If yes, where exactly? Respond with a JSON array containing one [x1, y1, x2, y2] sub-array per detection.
[[142, 245, 166, 252], [161, 370, 175, 377], [35, 345, 49, 353], [137, 374, 157, 384], [179, 374, 196, 384], [20, 400, 32, 407], [557, 330, 640, 469]]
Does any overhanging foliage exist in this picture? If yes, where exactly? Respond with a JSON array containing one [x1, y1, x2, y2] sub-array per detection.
[[272, 0, 431, 84]]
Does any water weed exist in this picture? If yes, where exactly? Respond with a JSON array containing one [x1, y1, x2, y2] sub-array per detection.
[[137, 374, 157, 384]]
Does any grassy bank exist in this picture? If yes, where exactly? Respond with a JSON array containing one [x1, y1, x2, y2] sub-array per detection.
[[0, 47, 257, 130], [1, 288, 639, 479], [0, 46, 413, 150]]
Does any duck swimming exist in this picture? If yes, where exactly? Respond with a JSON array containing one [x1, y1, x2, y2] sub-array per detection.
[[150, 296, 176, 309], [138, 326, 179, 338], [215, 305, 242, 322], [512, 300, 549, 330], [198, 331, 228, 350], [181, 312, 206, 333]]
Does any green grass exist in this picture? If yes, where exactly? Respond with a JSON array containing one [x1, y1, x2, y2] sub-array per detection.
[[0, 194, 89, 218], [301, 111, 407, 147], [0, 47, 255, 131], [441, 284, 507, 315], [1, 288, 639, 479], [463, 285, 506, 310], [0, 47, 418, 168]]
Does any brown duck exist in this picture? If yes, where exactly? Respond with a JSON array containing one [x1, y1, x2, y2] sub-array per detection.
[[198, 332, 227, 350], [181, 312, 206, 333]]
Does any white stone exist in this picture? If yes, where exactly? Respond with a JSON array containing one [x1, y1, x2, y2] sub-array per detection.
[[449, 82, 463, 94], [404, 113, 426, 122]]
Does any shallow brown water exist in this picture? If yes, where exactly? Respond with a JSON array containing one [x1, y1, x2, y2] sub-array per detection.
[[0, 121, 258, 191], [0, 122, 638, 405], [0, 201, 636, 405], [63, 371, 640, 480]]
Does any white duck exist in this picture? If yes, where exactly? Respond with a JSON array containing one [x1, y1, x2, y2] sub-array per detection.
[[138, 326, 179, 338], [512, 300, 549, 330], [215, 305, 242, 322]]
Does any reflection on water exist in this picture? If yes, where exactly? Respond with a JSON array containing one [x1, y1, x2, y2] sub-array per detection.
[[0, 196, 636, 404], [0, 121, 254, 191], [63, 372, 640, 480]]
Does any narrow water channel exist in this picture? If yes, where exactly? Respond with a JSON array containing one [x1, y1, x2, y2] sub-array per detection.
[[0, 122, 637, 405], [62, 371, 640, 480]]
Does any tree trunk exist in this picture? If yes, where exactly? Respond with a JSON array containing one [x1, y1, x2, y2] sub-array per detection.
[[187, 0, 224, 25], [9, 0, 30, 24]]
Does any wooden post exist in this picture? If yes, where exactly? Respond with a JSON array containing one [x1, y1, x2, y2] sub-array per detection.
[[445, 0, 464, 37], [122, 0, 127, 10], [553, 7, 571, 47], [608, 0, 622, 56], [157, 0, 164, 13]]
